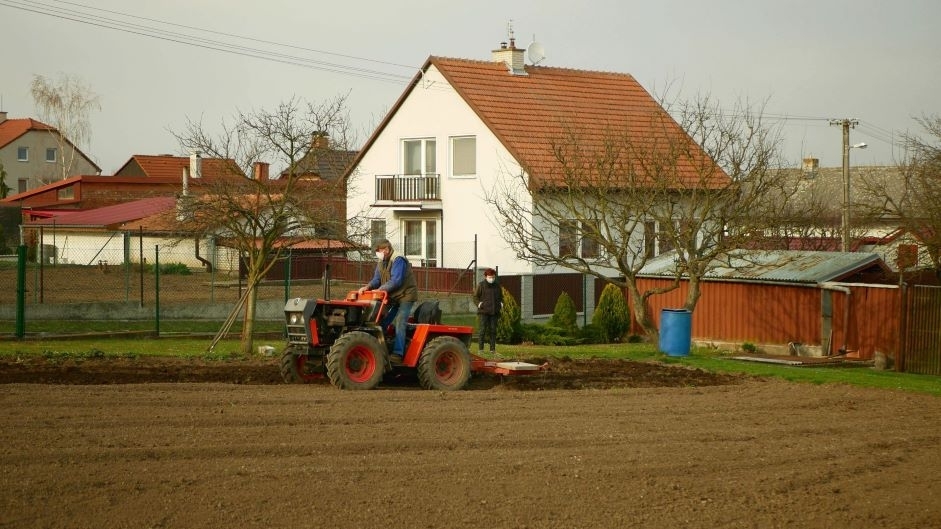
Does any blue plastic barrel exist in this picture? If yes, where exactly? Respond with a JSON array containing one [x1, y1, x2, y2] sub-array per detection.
[[659, 308, 692, 356]]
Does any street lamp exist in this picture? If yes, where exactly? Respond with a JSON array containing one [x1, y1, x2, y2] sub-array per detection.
[[832, 118, 867, 252]]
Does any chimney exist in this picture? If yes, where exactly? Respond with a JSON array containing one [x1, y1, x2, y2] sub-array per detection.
[[189, 152, 202, 179], [311, 132, 329, 149], [491, 38, 526, 75], [801, 157, 819, 177], [253, 161, 270, 181]]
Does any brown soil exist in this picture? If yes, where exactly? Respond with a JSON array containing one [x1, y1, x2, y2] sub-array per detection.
[[2, 356, 940, 528]]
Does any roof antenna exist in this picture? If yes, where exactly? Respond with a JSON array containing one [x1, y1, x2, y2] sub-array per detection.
[[507, 19, 515, 48]]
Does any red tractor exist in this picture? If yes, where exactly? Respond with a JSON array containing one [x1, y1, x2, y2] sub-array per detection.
[[281, 290, 540, 391]]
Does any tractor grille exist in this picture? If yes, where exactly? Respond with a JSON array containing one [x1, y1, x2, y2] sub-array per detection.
[[285, 322, 308, 345]]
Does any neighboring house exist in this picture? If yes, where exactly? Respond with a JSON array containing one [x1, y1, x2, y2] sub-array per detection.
[[767, 159, 935, 272], [281, 133, 357, 183], [345, 40, 722, 274], [0, 111, 100, 195], [20, 196, 209, 268], [1, 154, 244, 211]]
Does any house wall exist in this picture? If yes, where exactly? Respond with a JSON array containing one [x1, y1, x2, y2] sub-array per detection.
[[36, 230, 239, 272], [636, 277, 900, 359], [0, 130, 98, 192], [347, 64, 532, 275]]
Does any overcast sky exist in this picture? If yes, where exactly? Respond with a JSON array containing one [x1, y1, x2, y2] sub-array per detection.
[[2, 0, 938, 174]]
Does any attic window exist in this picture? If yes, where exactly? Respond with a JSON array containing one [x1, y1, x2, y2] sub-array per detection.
[[17, 147, 28, 162], [450, 136, 476, 178], [46, 148, 57, 163], [57, 185, 75, 201]]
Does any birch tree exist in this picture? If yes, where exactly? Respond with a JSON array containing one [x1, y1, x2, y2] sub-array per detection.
[[30, 73, 100, 181]]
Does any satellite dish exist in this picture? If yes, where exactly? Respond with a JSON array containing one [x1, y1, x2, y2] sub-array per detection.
[[527, 41, 546, 65]]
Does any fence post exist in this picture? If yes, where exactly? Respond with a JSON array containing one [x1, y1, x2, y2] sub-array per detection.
[[39, 226, 44, 303], [123, 231, 130, 302], [139, 227, 144, 308], [897, 283, 907, 373], [15, 244, 26, 338], [284, 249, 292, 303], [155, 245, 161, 336]]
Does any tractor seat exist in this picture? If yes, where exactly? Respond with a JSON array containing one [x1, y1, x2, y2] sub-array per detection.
[[412, 300, 442, 324]]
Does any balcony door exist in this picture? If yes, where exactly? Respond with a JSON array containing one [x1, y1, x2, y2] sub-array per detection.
[[404, 138, 436, 175], [403, 219, 438, 267]]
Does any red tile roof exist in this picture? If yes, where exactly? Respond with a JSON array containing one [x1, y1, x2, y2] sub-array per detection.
[[351, 56, 728, 188], [115, 155, 245, 180], [0, 118, 55, 149], [0, 117, 102, 173], [25, 197, 177, 228]]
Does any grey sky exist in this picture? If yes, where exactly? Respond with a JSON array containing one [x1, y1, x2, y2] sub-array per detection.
[[2, 0, 938, 174]]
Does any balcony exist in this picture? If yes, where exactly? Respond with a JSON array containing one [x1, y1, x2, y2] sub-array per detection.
[[374, 174, 441, 203]]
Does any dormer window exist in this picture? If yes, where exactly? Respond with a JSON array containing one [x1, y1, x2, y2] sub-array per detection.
[[57, 185, 75, 200]]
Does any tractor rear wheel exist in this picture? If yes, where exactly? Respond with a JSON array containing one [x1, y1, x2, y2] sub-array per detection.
[[417, 336, 472, 391], [279, 347, 324, 383], [327, 331, 385, 390]]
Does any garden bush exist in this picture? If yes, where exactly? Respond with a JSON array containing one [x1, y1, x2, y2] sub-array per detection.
[[547, 291, 578, 336], [496, 287, 522, 344], [592, 283, 631, 343]]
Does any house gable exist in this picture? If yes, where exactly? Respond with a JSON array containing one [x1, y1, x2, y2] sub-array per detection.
[[345, 45, 729, 275]]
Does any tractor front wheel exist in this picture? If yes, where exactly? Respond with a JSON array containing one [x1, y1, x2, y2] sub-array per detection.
[[327, 331, 385, 390], [279, 347, 324, 383], [417, 336, 472, 391]]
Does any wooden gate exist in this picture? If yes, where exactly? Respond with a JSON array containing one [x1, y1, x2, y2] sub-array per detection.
[[901, 285, 941, 375]]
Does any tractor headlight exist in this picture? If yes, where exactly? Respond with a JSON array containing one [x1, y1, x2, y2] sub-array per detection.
[[289, 313, 303, 325]]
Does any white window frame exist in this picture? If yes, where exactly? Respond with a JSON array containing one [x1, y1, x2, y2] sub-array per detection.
[[402, 218, 438, 267], [402, 138, 436, 176], [449, 135, 476, 178], [46, 147, 57, 163], [369, 219, 387, 250], [17, 146, 28, 162]]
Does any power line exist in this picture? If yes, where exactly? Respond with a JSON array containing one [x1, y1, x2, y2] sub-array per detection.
[[0, 0, 417, 84]]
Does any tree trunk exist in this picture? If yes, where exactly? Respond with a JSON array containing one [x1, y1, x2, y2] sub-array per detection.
[[626, 281, 658, 343], [239, 283, 258, 356], [684, 275, 702, 312]]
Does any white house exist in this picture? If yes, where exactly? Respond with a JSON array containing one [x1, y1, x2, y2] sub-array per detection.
[[346, 39, 722, 277]]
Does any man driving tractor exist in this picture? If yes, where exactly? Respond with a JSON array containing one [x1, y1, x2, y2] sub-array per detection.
[[358, 239, 417, 363]]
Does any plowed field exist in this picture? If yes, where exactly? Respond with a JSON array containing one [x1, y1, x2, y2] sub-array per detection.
[[1, 356, 939, 528]]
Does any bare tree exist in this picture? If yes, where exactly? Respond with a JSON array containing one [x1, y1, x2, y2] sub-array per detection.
[[858, 114, 941, 278], [485, 95, 785, 340], [171, 95, 359, 355], [30, 73, 100, 181]]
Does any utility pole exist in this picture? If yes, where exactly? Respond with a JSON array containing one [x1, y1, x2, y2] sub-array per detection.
[[829, 118, 859, 252]]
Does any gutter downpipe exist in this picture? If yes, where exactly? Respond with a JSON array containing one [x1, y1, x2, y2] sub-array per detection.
[[819, 282, 851, 355]]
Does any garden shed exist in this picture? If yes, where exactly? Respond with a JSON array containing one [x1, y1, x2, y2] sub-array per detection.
[[637, 250, 899, 359]]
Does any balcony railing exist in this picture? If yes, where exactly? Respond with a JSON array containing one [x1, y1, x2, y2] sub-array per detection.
[[375, 174, 440, 202]]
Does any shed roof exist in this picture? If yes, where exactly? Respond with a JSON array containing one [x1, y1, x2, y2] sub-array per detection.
[[25, 197, 176, 229], [639, 250, 889, 284]]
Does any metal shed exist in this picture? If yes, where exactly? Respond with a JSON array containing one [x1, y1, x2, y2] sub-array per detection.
[[637, 250, 898, 359]]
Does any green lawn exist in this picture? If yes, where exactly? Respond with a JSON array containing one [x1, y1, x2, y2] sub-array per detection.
[[2, 331, 937, 396]]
